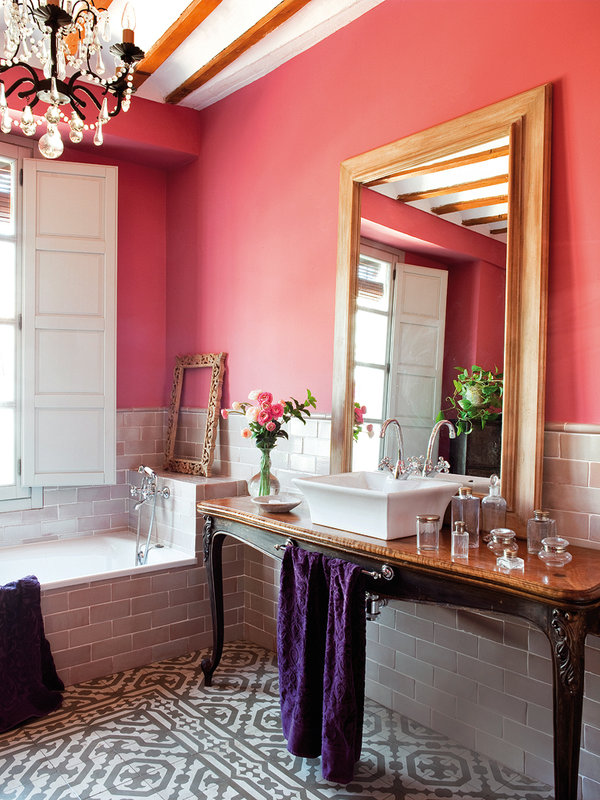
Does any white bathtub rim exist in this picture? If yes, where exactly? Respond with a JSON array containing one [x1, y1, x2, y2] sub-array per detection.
[[0, 530, 198, 591]]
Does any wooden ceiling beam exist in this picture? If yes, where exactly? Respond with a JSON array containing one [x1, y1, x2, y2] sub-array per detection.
[[396, 174, 509, 202], [462, 213, 508, 227], [491, 227, 508, 234], [366, 145, 510, 186], [133, 0, 224, 89], [166, 0, 313, 104], [432, 194, 509, 215]]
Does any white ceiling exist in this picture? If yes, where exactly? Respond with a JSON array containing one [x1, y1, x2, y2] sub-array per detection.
[[114, 0, 386, 110]]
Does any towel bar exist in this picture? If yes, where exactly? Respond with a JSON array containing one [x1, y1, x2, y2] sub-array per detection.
[[273, 539, 394, 581]]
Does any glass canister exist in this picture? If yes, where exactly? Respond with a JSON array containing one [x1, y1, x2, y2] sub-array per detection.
[[481, 474, 507, 537], [527, 510, 557, 554], [538, 536, 572, 568], [416, 514, 440, 551], [451, 487, 480, 549], [486, 527, 517, 556]]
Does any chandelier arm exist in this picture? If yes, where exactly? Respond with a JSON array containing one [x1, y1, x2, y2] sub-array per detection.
[[69, 82, 103, 117], [0, 63, 41, 98]]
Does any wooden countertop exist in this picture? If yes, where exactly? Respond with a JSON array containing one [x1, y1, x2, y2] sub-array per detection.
[[198, 496, 600, 607]]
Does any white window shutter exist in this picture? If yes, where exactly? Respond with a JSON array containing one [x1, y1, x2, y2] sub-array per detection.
[[21, 160, 117, 486]]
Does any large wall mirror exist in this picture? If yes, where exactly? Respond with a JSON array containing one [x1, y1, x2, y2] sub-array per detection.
[[331, 85, 552, 533]]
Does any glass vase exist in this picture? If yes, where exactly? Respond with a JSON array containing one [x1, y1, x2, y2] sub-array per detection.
[[248, 444, 280, 497]]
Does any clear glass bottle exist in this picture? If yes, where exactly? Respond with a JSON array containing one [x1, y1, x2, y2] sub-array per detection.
[[538, 536, 572, 568], [481, 474, 506, 538], [451, 487, 480, 549], [497, 545, 524, 571], [527, 509, 556, 554], [451, 520, 469, 560], [416, 514, 440, 551]]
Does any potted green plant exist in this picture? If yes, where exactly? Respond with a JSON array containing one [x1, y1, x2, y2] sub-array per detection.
[[439, 365, 503, 435]]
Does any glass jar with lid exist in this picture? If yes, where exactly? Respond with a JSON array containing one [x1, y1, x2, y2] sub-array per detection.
[[486, 528, 517, 556], [538, 537, 572, 568]]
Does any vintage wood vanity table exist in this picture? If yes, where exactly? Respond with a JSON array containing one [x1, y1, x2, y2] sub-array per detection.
[[198, 496, 600, 800]]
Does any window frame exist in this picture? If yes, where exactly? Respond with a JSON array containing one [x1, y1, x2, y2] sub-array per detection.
[[0, 137, 42, 510]]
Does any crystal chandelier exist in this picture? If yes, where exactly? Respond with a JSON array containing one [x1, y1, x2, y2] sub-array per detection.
[[0, 0, 144, 158]]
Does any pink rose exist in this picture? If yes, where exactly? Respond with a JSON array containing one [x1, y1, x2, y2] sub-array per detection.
[[241, 428, 252, 438], [361, 405, 367, 414], [266, 421, 276, 432], [270, 403, 284, 418], [366, 424, 374, 438], [354, 407, 364, 424], [257, 410, 272, 425], [260, 400, 272, 411], [221, 409, 229, 419], [257, 391, 273, 405]]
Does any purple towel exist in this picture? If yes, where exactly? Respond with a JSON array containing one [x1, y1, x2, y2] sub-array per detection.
[[0, 575, 64, 733], [277, 547, 366, 783], [321, 558, 366, 783], [277, 547, 327, 757]]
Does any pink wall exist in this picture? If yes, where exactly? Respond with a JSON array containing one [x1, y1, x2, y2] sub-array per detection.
[[164, 0, 600, 422], [60, 150, 169, 408]]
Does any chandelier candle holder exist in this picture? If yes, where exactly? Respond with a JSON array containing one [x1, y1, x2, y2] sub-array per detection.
[[0, 0, 144, 158]]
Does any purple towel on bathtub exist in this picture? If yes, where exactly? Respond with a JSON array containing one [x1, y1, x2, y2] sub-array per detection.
[[0, 575, 63, 733], [277, 547, 366, 783]]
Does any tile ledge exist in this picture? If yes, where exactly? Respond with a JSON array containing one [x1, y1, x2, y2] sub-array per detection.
[[545, 422, 600, 434]]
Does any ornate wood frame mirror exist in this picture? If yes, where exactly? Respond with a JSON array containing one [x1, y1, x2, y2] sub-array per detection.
[[331, 85, 552, 533], [164, 352, 226, 476]]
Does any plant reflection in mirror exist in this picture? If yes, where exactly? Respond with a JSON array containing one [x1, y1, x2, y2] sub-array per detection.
[[438, 365, 503, 435]]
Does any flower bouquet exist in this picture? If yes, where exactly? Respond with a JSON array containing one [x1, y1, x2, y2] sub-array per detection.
[[353, 402, 374, 442], [221, 388, 316, 496]]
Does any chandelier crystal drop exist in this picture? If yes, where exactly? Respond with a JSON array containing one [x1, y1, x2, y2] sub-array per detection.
[[0, 1, 144, 158]]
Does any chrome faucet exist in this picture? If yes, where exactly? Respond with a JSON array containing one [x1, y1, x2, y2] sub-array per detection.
[[422, 420, 456, 477], [378, 418, 412, 479]]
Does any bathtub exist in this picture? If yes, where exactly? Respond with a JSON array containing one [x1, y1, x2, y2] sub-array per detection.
[[0, 531, 197, 590]]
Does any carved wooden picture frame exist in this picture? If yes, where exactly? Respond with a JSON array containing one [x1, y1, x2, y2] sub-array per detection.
[[164, 352, 226, 476]]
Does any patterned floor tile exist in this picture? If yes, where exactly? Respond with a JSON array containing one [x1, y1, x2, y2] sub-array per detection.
[[0, 642, 553, 800]]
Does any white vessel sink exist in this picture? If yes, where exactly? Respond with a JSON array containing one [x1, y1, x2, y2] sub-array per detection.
[[293, 472, 462, 540]]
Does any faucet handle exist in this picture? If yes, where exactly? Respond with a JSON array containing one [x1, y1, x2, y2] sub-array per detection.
[[425, 457, 451, 477], [378, 456, 393, 473]]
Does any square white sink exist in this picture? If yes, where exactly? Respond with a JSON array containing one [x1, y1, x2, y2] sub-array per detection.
[[293, 472, 462, 541]]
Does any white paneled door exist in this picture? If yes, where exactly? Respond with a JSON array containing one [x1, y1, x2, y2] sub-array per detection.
[[22, 160, 117, 486], [387, 263, 447, 460]]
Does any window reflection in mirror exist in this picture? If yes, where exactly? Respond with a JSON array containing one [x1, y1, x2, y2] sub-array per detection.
[[352, 137, 508, 476]]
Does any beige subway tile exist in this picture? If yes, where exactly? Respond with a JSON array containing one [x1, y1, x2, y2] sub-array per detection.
[[133, 625, 170, 650], [152, 605, 188, 628], [66, 658, 113, 686], [45, 630, 69, 652], [113, 612, 153, 636], [53, 644, 91, 670], [41, 591, 69, 615], [131, 591, 168, 615], [69, 621, 112, 648], [91, 634, 133, 661], [68, 584, 112, 609], [90, 598, 131, 623], [112, 576, 153, 600], [543, 457, 589, 487], [544, 483, 600, 515], [559, 432, 600, 461], [151, 570, 188, 593], [590, 462, 600, 488], [151, 638, 189, 663], [44, 607, 90, 633], [543, 431, 560, 458]]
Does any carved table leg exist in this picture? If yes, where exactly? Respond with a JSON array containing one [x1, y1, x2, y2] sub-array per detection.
[[546, 607, 587, 800], [201, 516, 225, 686]]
